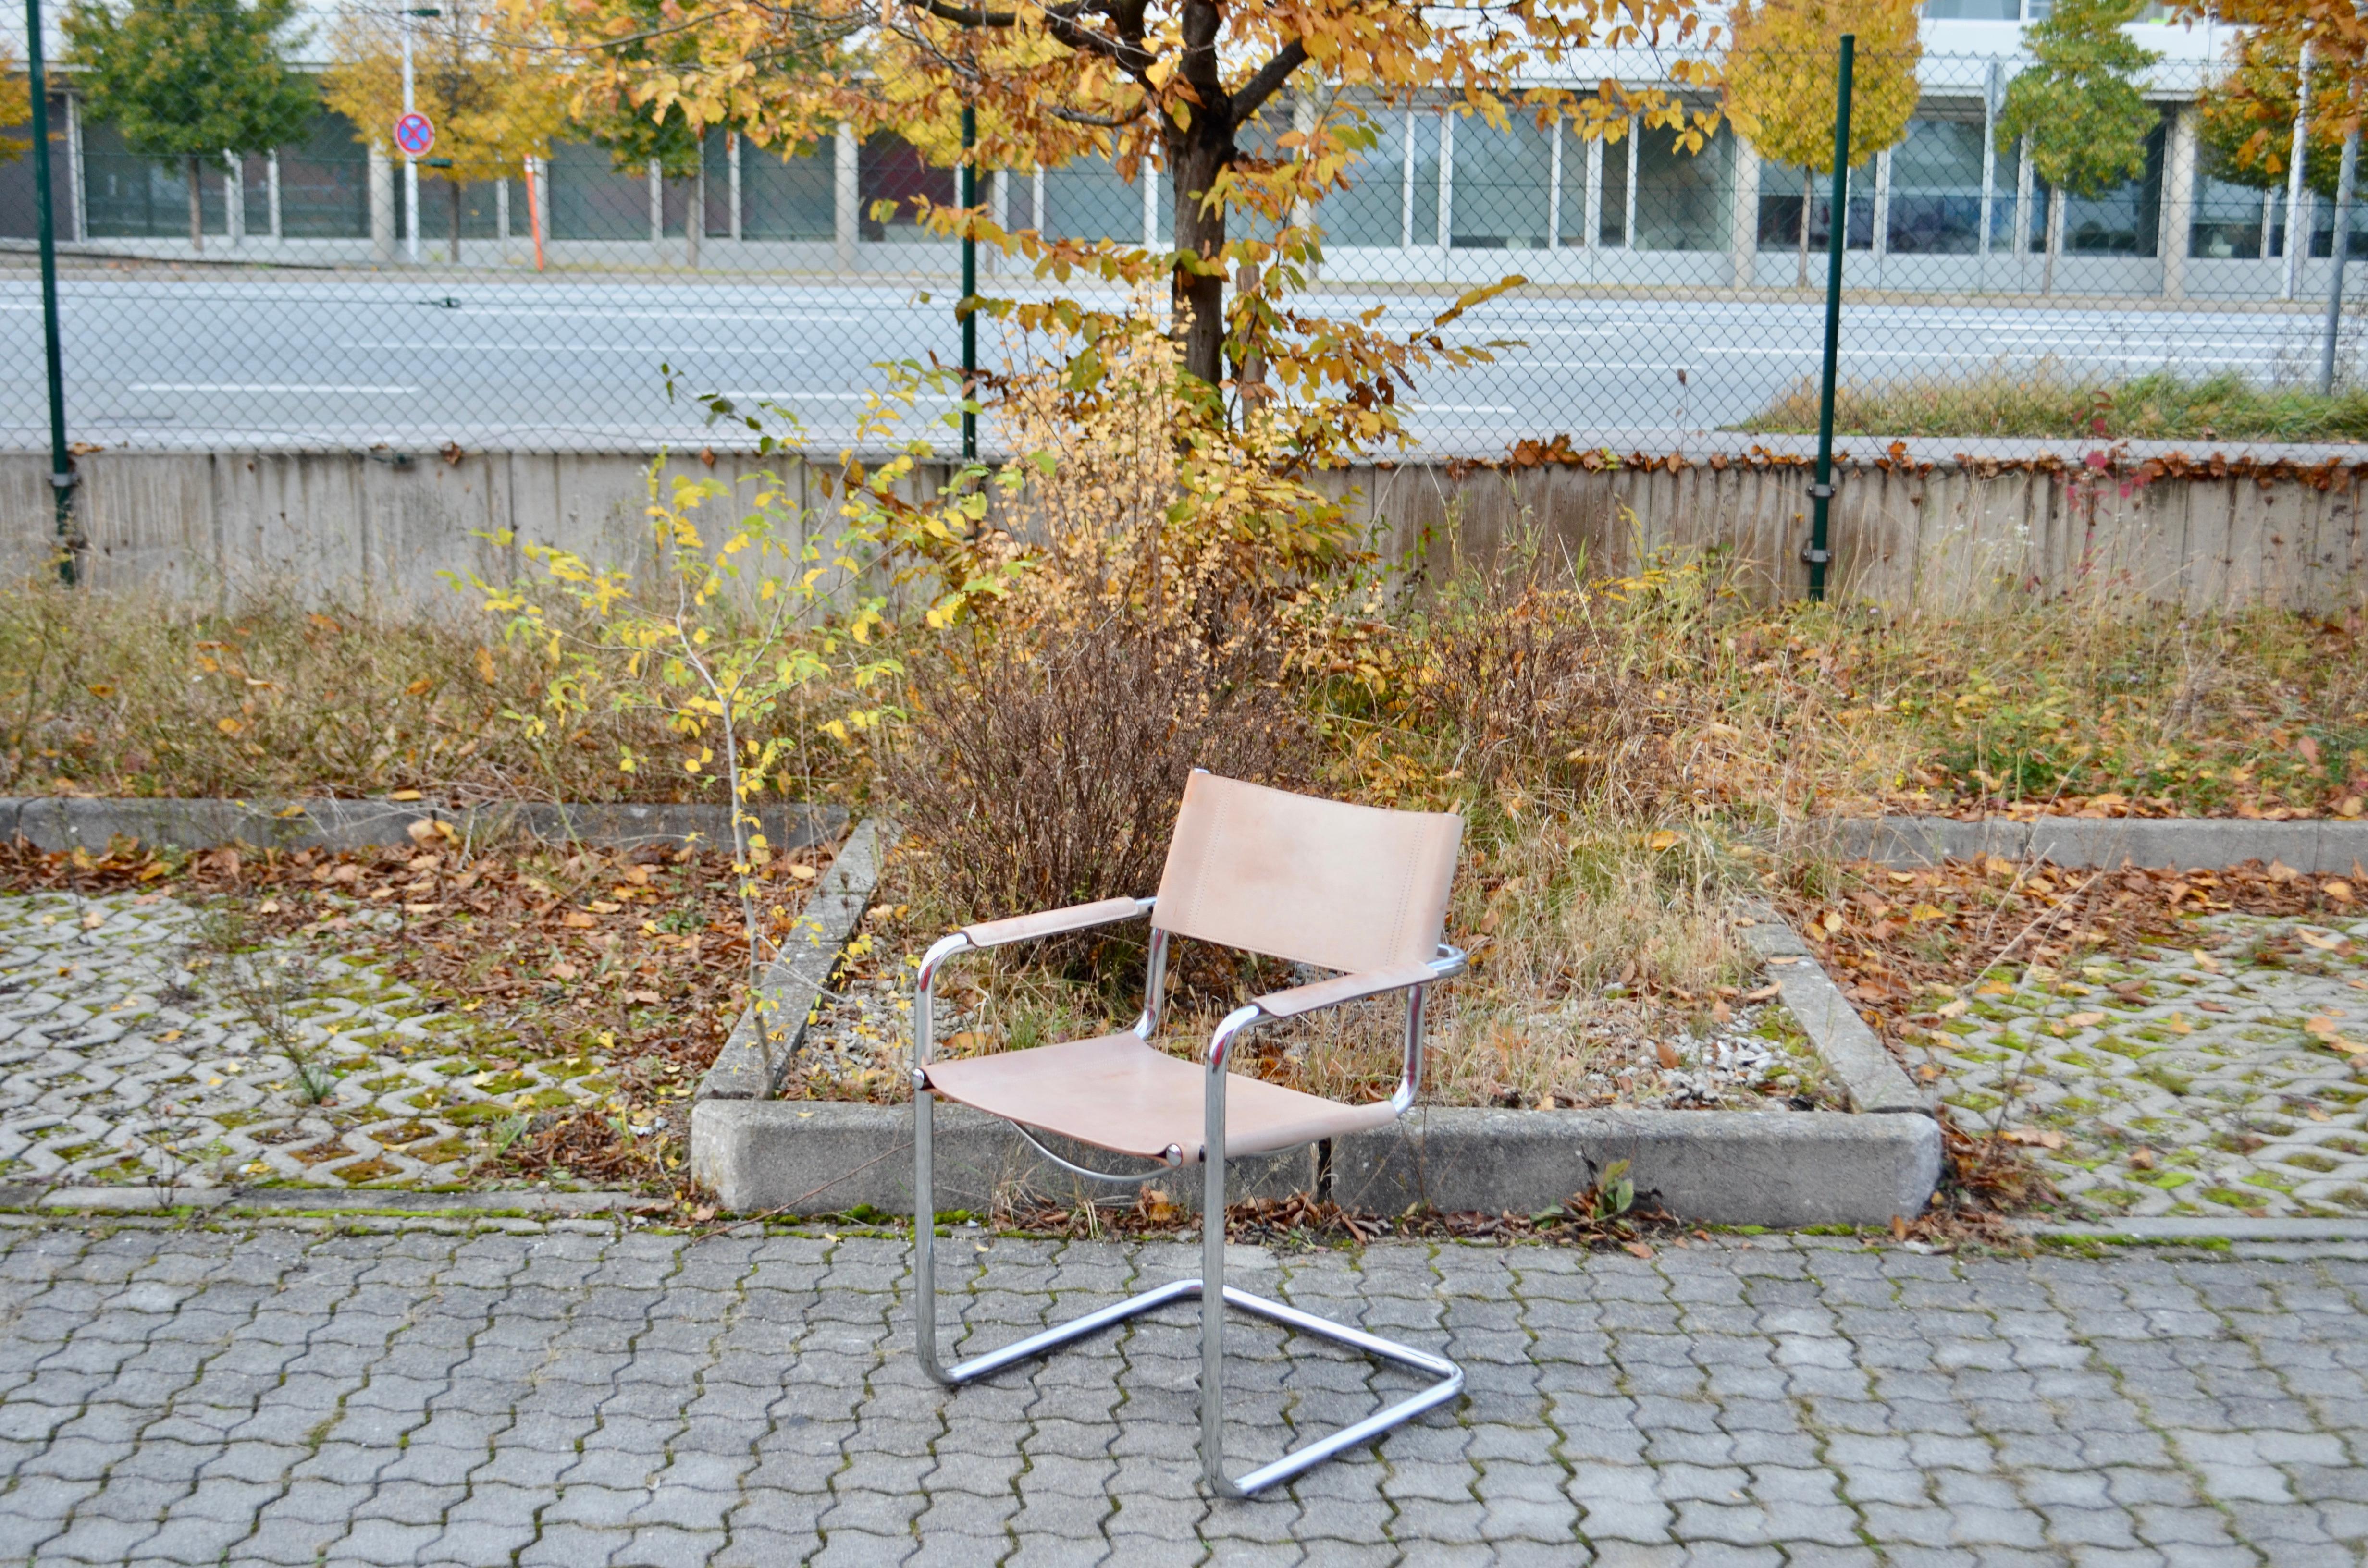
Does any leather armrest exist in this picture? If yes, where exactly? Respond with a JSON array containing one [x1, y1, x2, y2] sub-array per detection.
[[1251, 962, 1439, 1019], [960, 896, 1150, 950]]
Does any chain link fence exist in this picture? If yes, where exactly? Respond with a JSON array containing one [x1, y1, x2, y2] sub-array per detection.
[[3, 37, 2364, 461]]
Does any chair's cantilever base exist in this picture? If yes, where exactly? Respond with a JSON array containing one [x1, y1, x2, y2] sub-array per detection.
[[919, 1273, 1465, 1497]]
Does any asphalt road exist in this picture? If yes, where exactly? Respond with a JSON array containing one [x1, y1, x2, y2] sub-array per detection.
[[0, 274, 2343, 455]]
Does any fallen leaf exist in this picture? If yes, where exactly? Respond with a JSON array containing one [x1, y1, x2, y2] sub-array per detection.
[[2128, 1146, 2156, 1170], [1936, 999, 1970, 1018], [1648, 830, 1682, 852], [2297, 930, 2346, 951], [691, 1205, 717, 1223], [2197, 1000, 2232, 1014], [79, 911, 102, 930], [1820, 910, 1845, 934], [588, 901, 622, 914], [2001, 1128, 2065, 1150], [563, 912, 597, 929], [1889, 1215, 1909, 1241], [2064, 1012, 2106, 1029], [389, 789, 424, 802], [1622, 1241, 1654, 1259], [1710, 1000, 1732, 1024], [2168, 1014, 2194, 1034], [1655, 1041, 1681, 1070], [2327, 880, 2356, 903], [1742, 983, 1780, 1003], [627, 990, 662, 1004]]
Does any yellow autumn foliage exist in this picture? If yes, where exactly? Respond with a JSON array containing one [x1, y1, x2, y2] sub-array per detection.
[[1722, 0, 1922, 174]]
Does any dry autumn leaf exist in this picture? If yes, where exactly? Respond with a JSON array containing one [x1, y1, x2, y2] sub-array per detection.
[[2063, 1011, 2106, 1029]]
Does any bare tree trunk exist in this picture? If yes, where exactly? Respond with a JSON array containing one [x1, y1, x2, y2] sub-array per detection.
[[1796, 166, 1812, 291], [2043, 183, 2063, 297], [1166, 0, 1233, 392], [186, 155, 204, 252]]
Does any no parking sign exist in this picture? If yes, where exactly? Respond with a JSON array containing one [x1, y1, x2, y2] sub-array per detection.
[[394, 112, 436, 158]]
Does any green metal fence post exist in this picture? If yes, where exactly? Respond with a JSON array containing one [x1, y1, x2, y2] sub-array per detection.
[[960, 102, 978, 464], [26, 0, 77, 586], [1807, 33, 1854, 604]]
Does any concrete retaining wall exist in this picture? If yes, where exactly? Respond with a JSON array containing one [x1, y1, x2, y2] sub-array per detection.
[[9, 436, 2365, 614]]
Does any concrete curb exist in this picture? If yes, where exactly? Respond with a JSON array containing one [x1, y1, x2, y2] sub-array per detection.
[[1828, 814, 2368, 875], [0, 795, 846, 856], [693, 819, 891, 1101], [2033, 1216, 2368, 1244], [0, 1185, 646, 1217], [689, 1098, 1942, 1228], [689, 1100, 1313, 1217], [1735, 899, 1928, 1115]]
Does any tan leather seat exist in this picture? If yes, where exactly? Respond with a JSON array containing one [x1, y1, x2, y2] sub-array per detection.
[[922, 1032, 1400, 1162]]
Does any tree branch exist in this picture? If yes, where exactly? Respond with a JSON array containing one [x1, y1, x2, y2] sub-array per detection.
[[910, 0, 1022, 27], [1043, 100, 1148, 127], [1229, 38, 1307, 126]]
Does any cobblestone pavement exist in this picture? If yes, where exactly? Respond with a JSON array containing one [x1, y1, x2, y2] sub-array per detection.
[[1919, 915, 2368, 1222], [0, 893, 622, 1191], [0, 1219, 2361, 1566]]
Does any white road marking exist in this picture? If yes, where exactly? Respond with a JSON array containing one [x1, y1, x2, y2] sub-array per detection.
[[129, 383, 421, 394]]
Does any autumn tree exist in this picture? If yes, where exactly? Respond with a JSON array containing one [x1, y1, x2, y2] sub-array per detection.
[[1722, 0, 1920, 289], [1995, 0, 2161, 295], [527, 0, 1726, 410], [2193, 0, 2368, 247], [62, 0, 316, 250], [2, 56, 29, 162], [571, 0, 715, 266], [323, 0, 566, 263]]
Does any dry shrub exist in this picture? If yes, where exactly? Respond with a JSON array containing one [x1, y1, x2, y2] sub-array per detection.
[[881, 610, 1307, 922], [880, 316, 1317, 923], [0, 580, 871, 805]]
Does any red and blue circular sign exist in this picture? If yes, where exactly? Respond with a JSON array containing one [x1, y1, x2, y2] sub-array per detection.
[[394, 112, 436, 157]]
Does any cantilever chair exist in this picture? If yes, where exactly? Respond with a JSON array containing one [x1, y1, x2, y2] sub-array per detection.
[[910, 770, 1468, 1497]]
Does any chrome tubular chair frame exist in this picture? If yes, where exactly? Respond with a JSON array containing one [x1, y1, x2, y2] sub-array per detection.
[[911, 905, 1469, 1497]]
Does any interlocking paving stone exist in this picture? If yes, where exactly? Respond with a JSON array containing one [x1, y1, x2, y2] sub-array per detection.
[[0, 1223, 2358, 1562], [0, 892, 629, 1192], [1922, 913, 2368, 1219]]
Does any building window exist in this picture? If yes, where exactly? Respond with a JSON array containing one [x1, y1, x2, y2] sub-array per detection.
[[272, 111, 370, 238], [1600, 129, 1629, 246], [549, 139, 646, 240], [399, 179, 504, 242], [1759, 154, 1874, 251], [1319, 110, 1424, 247], [2034, 114, 2165, 256], [859, 133, 953, 243], [1450, 111, 1553, 249], [2189, 144, 2267, 259], [1044, 153, 1147, 244], [1634, 119, 1730, 251], [1887, 116, 1984, 254], [81, 118, 229, 237], [737, 131, 834, 240]]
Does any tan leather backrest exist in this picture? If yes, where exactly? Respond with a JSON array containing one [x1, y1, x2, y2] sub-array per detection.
[[1151, 773, 1462, 975]]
